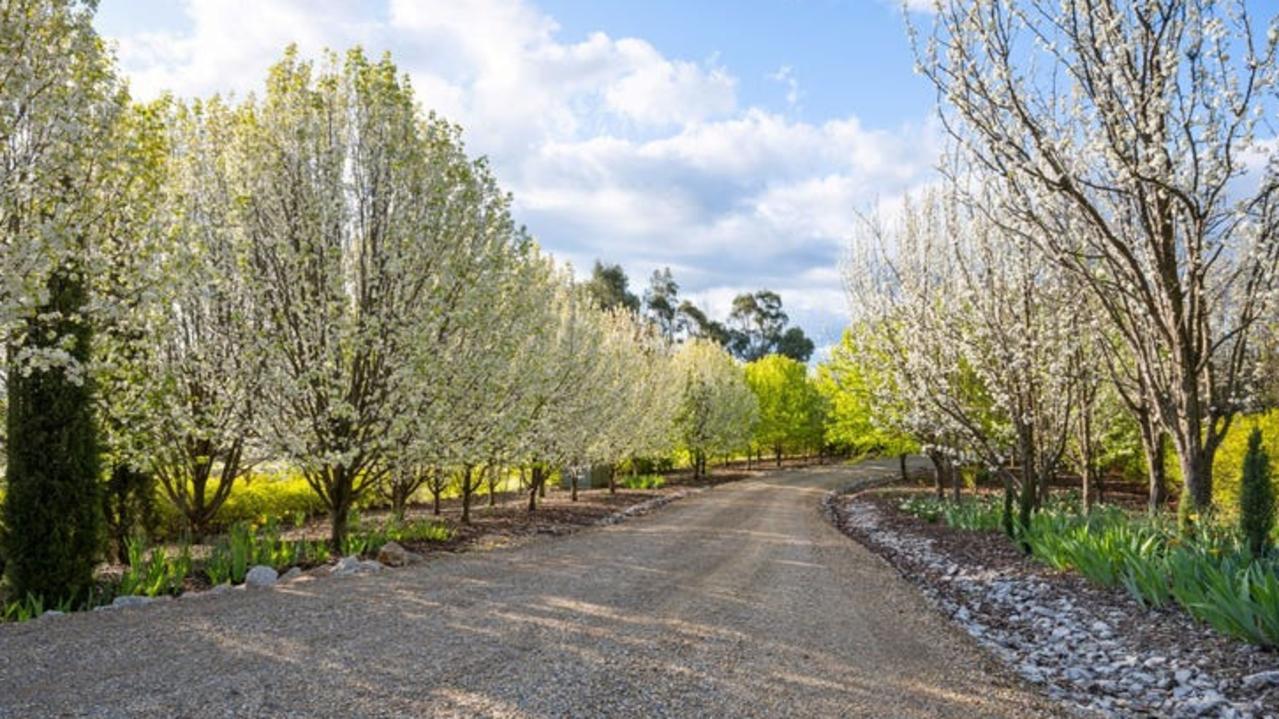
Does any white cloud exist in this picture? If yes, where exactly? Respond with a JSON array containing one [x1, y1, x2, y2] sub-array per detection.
[[101, 0, 938, 347]]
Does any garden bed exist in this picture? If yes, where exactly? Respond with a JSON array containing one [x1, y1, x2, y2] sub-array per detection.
[[829, 484, 1279, 718], [4, 481, 710, 622]]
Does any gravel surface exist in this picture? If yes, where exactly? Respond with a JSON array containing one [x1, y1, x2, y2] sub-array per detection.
[[0, 459, 1050, 718]]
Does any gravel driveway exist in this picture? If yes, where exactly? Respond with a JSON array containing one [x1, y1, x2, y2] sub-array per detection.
[[0, 460, 1051, 718]]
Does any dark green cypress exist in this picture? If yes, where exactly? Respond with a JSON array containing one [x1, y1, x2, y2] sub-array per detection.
[[4, 268, 103, 606], [1240, 427, 1274, 558]]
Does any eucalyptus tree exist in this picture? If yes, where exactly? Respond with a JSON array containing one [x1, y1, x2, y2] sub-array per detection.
[[232, 48, 518, 549], [1, 0, 125, 603], [643, 267, 680, 342], [917, 0, 1279, 516]]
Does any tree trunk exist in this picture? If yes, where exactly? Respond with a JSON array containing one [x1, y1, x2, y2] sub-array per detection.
[[571, 468, 579, 502], [926, 450, 946, 500], [608, 465, 617, 494], [775, 445, 783, 468], [1170, 374, 1216, 516], [899, 453, 908, 482], [951, 462, 962, 503], [1000, 468, 1016, 539], [460, 465, 474, 525], [329, 499, 350, 555], [488, 464, 499, 507], [528, 465, 544, 512], [1139, 417, 1168, 513]]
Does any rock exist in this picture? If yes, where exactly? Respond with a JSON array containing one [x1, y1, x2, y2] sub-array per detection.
[[1064, 667, 1091, 683], [40, 610, 64, 619], [1174, 669, 1195, 685], [279, 567, 303, 582], [1089, 620, 1113, 638], [1183, 690, 1225, 716], [244, 565, 278, 589], [111, 595, 156, 609], [331, 555, 382, 576], [377, 541, 411, 567], [1128, 671, 1156, 687], [1242, 670, 1279, 690]]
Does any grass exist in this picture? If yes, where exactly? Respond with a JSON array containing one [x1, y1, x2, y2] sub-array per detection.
[[619, 474, 666, 490], [897, 493, 1004, 531]]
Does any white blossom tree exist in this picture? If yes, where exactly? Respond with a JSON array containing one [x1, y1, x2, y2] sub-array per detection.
[[671, 339, 757, 479], [917, 0, 1279, 516]]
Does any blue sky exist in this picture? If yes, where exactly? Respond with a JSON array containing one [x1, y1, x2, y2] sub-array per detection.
[[95, 0, 940, 357]]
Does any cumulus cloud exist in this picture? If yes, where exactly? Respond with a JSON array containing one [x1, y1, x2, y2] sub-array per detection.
[[101, 0, 938, 352]]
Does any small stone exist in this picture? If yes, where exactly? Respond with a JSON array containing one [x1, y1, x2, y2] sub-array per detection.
[[40, 610, 64, 619], [1175, 669, 1195, 684], [1064, 667, 1091, 683], [279, 566, 303, 582], [1242, 670, 1279, 690], [1128, 671, 1156, 686], [111, 595, 156, 609], [331, 555, 362, 576], [1184, 690, 1225, 716], [244, 565, 278, 589], [376, 541, 411, 567]]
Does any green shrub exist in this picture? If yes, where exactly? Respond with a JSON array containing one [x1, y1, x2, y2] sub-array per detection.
[[1240, 428, 1274, 557], [3, 271, 103, 606]]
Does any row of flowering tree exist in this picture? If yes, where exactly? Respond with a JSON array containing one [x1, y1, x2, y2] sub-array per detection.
[[0, 2, 760, 606], [831, 0, 1279, 532]]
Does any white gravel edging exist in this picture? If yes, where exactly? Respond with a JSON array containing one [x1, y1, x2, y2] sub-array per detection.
[[826, 486, 1275, 719]]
